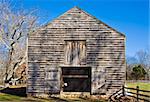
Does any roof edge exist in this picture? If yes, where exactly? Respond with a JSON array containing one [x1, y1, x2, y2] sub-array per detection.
[[42, 6, 126, 38], [75, 7, 125, 37]]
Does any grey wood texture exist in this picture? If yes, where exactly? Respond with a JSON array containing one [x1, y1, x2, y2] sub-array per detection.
[[28, 7, 126, 95]]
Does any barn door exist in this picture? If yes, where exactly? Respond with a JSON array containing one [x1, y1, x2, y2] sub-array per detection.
[[62, 67, 91, 92], [45, 68, 60, 94], [92, 70, 106, 94], [65, 40, 86, 65]]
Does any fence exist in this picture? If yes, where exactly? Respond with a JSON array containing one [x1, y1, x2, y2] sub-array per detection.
[[126, 80, 150, 83], [123, 86, 150, 102]]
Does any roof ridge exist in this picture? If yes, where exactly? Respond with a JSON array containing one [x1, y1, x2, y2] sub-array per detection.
[[69, 7, 125, 37], [44, 6, 125, 37]]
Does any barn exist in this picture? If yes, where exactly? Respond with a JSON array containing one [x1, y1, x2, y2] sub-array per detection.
[[27, 7, 126, 97]]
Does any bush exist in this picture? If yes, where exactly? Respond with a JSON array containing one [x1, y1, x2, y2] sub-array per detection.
[[131, 65, 147, 80]]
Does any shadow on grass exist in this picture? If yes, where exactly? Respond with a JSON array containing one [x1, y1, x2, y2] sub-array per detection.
[[48, 96, 69, 102], [0, 87, 26, 97], [0, 87, 69, 102]]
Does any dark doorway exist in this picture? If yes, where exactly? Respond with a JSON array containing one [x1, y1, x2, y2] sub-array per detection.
[[62, 67, 91, 92]]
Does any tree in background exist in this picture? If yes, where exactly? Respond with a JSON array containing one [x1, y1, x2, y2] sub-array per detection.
[[131, 65, 147, 80], [136, 49, 150, 68], [126, 49, 150, 80], [0, 1, 39, 86], [136, 49, 150, 79]]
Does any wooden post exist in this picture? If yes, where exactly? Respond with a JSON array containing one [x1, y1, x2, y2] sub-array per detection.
[[136, 86, 139, 102], [122, 85, 125, 96]]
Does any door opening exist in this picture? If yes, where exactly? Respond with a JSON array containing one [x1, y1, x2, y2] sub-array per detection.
[[61, 67, 91, 92]]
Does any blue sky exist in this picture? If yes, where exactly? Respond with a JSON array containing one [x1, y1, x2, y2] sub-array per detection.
[[12, 0, 149, 56]]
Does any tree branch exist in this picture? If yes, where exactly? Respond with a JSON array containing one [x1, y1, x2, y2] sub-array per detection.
[[11, 20, 24, 39]]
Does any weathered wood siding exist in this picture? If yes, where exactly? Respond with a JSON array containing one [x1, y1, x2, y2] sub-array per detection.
[[28, 7, 126, 95]]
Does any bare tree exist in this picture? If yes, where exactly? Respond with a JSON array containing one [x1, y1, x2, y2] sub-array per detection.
[[135, 49, 150, 68], [0, 50, 8, 84], [135, 49, 150, 80], [126, 49, 150, 80], [0, 1, 39, 86]]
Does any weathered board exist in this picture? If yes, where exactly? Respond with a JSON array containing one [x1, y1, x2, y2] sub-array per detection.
[[65, 40, 86, 65], [28, 7, 126, 96]]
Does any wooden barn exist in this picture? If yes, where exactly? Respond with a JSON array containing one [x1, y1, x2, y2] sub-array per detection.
[[27, 7, 126, 97]]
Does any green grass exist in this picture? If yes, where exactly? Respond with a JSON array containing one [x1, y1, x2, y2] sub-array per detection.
[[0, 85, 107, 102], [0, 93, 21, 101], [0, 93, 51, 102], [0, 93, 107, 102], [126, 82, 150, 91], [126, 82, 150, 101]]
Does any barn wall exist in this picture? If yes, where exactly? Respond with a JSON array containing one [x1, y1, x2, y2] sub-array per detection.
[[28, 7, 125, 95]]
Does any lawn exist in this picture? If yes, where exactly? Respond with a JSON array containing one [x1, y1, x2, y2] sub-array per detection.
[[0, 93, 54, 102], [0, 93, 98, 102], [0, 93, 107, 102], [125, 82, 150, 101], [126, 82, 150, 91], [0, 86, 107, 102]]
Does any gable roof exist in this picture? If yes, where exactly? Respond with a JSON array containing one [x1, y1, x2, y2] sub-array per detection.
[[44, 6, 125, 37]]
